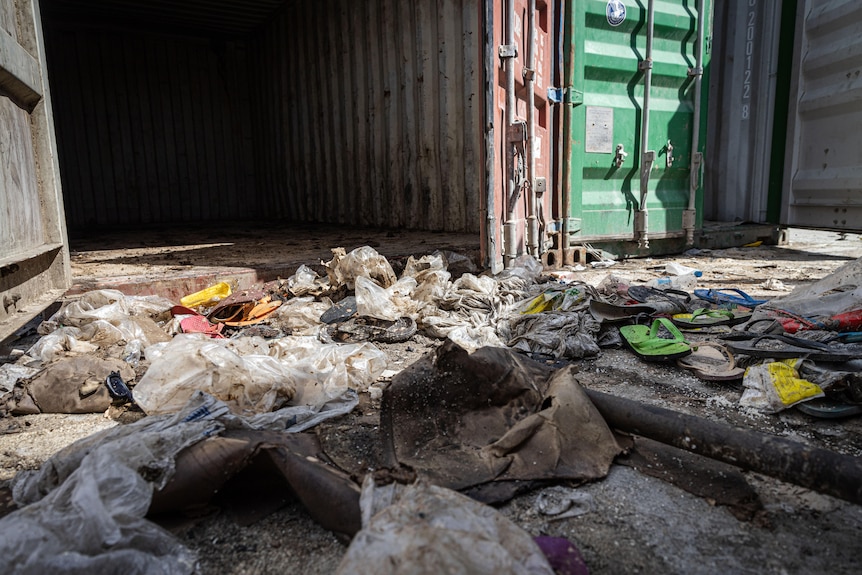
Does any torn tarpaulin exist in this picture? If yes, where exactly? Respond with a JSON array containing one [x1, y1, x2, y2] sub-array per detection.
[[379, 341, 626, 497]]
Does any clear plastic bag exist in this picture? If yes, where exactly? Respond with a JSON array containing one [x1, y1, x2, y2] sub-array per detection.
[[135, 334, 387, 414], [336, 477, 554, 574], [355, 275, 422, 321], [325, 246, 398, 289], [287, 264, 331, 296]]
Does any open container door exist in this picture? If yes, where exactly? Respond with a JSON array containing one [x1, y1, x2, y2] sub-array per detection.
[[0, 0, 70, 341], [562, 0, 710, 258], [781, 0, 862, 231]]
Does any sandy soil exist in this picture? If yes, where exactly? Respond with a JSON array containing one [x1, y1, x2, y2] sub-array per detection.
[[2, 226, 861, 574]]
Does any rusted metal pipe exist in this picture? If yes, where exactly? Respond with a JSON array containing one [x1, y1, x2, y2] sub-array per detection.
[[584, 389, 862, 506]]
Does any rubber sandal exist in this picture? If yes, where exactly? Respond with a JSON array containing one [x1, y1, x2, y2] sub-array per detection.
[[321, 316, 417, 344], [320, 296, 358, 324], [676, 342, 744, 381], [796, 398, 862, 419], [627, 286, 691, 309], [693, 288, 768, 308], [589, 298, 684, 323], [671, 308, 751, 329], [619, 318, 692, 362], [723, 333, 857, 362]]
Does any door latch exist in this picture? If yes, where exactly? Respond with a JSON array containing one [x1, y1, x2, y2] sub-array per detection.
[[614, 144, 628, 168]]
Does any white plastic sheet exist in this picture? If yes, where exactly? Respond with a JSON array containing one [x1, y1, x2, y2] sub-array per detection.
[[336, 477, 554, 575], [135, 334, 386, 414]]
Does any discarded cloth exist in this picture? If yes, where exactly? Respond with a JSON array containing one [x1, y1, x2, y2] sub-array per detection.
[[380, 341, 625, 495], [507, 311, 601, 359]]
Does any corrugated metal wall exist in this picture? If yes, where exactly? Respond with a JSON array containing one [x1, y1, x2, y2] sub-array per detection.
[[249, 0, 482, 232], [45, 26, 256, 230], [781, 0, 862, 230], [43, 0, 483, 233]]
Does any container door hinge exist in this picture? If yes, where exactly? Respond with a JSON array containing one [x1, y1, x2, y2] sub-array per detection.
[[499, 44, 518, 59], [690, 152, 703, 192], [548, 87, 583, 106]]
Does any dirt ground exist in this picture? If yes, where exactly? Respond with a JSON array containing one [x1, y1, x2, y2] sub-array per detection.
[[2, 225, 862, 574]]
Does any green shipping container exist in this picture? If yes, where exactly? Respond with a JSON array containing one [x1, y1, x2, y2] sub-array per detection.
[[563, 0, 710, 256]]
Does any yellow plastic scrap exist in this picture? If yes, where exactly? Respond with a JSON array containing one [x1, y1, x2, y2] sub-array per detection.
[[766, 359, 823, 407], [742, 240, 762, 248], [180, 281, 232, 308], [521, 287, 584, 314]]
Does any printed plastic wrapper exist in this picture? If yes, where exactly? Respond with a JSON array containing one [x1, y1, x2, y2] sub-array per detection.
[[135, 334, 386, 414], [740, 359, 825, 413], [336, 477, 554, 575], [325, 246, 398, 289]]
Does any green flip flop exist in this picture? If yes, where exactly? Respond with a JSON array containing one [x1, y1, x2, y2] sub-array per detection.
[[619, 318, 693, 362]]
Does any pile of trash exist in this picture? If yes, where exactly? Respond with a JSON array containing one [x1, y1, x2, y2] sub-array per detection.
[[587, 257, 862, 417], [0, 246, 860, 573]]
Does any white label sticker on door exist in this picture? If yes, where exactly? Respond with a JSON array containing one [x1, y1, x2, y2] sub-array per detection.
[[585, 106, 614, 154]]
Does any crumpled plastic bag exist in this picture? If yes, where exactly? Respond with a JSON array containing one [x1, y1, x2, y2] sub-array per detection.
[[336, 477, 554, 575], [38, 289, 174, 333], [740, 359, 825, 413], [402, 254, 452, 304], [134, 334, 296, 415], [28, 290, 173, 366], [287, 264, 331, 296], [272, 297, 331, 335], [135, 334, 386, 414], [25, 326, 99, 365], [355, 275, 423, 320], [752, 256, 862, 320], [267, 336, 388, 401], [446, 326, 506, 353], [2, 394, 227, 575], [325, 246, 397, 289]]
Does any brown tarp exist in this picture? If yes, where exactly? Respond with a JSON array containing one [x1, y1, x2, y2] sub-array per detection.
[[380, 341, 626, 492]]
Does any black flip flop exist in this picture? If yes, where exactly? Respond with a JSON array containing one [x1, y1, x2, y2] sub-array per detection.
[[320, 296, 358, 324], [796, 398, 862, 419], [627, 286, 691, 313], [724, 333, 857, 362]]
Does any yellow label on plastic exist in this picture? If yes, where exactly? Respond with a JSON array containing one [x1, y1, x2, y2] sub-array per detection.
[[766, 361, 823, 406]]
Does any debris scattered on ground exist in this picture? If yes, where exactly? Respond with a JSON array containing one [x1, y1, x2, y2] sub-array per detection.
[[1, 232, 861, 574]]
